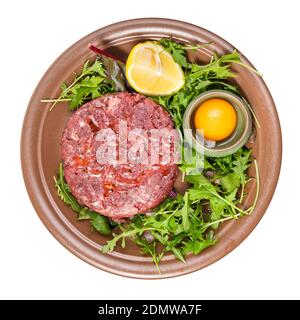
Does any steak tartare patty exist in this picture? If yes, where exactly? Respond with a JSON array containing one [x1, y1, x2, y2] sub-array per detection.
[[61, 93, 178, 220]]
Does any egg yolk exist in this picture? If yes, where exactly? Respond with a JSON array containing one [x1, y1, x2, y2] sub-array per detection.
[[194, 98, 237, 141]]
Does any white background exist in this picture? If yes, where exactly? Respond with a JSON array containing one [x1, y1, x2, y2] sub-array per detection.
[[0, 0, 298, 300]]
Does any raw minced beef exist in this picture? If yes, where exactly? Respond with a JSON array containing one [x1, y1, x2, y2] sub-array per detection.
[[61, 93, 178, 220]]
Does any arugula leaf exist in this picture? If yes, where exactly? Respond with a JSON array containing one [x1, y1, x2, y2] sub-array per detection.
[[181, 192, 190, 232], [232, 148, 252, 202], [214, 155, 234, 173], [78, 207, 91, 220], [169, 246, 186, 263], [85, 59, 106, 76], [54, 163, 81, 213], [42, 58, 117, 111], [232, 149, 251, 183], [134, 236, 162, 273], [182, 239, 215, 255], [159, 38, 188, 68], [187, 174, 227, 227], [221, 172, 241, 193], [102, 229, 145, 253], [89, 212, 112, 236]]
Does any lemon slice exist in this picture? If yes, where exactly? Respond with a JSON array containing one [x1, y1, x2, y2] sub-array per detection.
[[126, 41, 185, 96]]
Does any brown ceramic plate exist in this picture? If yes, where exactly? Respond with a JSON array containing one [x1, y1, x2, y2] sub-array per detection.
[[21, 18, 282, 279]]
